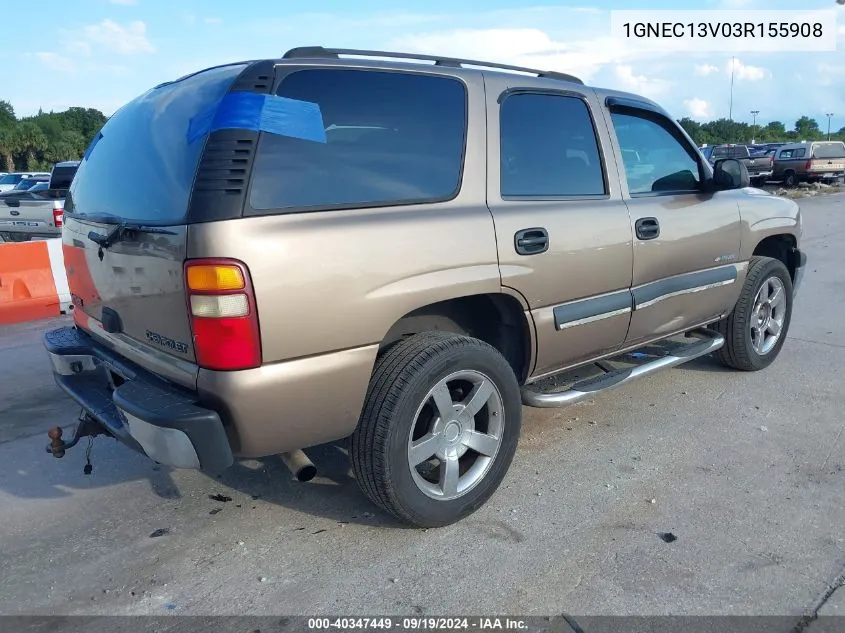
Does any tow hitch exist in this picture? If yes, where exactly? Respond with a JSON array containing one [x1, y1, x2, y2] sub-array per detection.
[[46, 413, 104, 474]]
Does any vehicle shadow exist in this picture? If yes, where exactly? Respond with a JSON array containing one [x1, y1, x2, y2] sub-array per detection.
[[210, 441, 409, 528], [679, 354, 739, 374], [0, 429, 405, 528]]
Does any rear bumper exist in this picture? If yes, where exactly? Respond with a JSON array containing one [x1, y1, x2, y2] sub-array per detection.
[[43, 326, 233, 472]]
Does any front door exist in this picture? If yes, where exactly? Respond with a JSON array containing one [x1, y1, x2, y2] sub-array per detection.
[[484, 75, 634, 379], [602, 99, 743, 346]]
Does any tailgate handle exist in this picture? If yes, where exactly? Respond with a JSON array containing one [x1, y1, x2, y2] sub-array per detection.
[[102, 307, 123, 334]]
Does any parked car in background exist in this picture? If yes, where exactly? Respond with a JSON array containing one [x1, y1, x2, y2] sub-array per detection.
[[711, 144, 774, 186], [0, 162, 78, 242], [0, 172, 51, 192], [773, 141, 845, 186], [699, 146, 714, 162], [7, 175, 50, 192]]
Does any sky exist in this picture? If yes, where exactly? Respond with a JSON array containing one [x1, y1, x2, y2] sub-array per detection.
[[3, 0, 843, 131]]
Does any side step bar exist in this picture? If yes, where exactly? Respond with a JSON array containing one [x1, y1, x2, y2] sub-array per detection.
[[521, 328, 725, 408]]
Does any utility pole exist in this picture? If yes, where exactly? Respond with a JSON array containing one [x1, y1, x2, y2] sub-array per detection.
[[826, 113, 834, 141], [751, 110, 759, 143]]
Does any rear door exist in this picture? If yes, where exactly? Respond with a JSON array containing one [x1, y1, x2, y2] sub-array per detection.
[[62, 62, 249, 387], [602, 97, 742, 347], [485, 75, 634, 378]]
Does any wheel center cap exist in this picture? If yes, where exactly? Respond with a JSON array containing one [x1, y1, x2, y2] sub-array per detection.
[[443, 421, 461, 443]]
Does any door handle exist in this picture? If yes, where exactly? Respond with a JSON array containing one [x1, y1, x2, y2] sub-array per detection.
[[514, 228, 549, 255], [635, 217, 660, 241]]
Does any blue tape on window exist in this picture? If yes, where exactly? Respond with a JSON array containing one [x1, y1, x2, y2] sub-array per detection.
[[187, 92, 326, 144]]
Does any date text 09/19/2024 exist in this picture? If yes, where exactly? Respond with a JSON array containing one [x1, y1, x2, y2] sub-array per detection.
[[307, 618, 529, 630]]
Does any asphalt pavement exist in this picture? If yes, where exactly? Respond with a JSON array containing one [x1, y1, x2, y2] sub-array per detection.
[[0, 194, 843, 630]]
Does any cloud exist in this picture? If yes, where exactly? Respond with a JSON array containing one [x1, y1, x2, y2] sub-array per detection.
[[34, 52, 76, 73], [613, 65, 671, 99], [694, 64, 719, 77], [728, 58, 768, 81], [82, 19, 154, 55], [204, 17, 223, 25], [394, 27, 652, 84], [684, 98, 712, 118]]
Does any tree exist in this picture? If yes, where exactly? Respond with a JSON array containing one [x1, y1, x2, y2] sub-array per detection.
[[0, 126, 17, 172], [12, 122, 49, 170], [793, 116, 821, 141], [0, 100, 15, 129]]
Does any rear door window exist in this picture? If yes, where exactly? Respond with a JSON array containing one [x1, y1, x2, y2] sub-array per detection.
[[67, 63, 247, 225], [248, 69, 467, 212], [498, 92, 606, 197]]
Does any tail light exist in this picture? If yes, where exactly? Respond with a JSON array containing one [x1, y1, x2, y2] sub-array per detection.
[[769, 155, 774, 167], [184, 258, 262, 371], [805, 160, 813, 170], [53, 204, 63, 227]]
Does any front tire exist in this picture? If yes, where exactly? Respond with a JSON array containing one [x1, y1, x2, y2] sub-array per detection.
[[351, 331, 522, 528], [714, 256, 793, 371]]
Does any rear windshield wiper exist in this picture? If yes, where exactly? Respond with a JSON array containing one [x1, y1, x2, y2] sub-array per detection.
[[87, 221, 177, 250]]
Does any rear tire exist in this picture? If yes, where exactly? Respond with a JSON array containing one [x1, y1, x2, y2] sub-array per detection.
[[351, 331, 522, 528], [713, 256, 793, 371], [783, 171, 797, 187]]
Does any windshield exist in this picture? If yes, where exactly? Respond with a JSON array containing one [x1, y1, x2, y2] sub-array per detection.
[[0, 174, 23, 185], [813, 142, 845, 159], [67, 63, 247, 225]]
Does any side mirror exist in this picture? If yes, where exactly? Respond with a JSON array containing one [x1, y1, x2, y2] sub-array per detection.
[[712, 158, 750, 190]]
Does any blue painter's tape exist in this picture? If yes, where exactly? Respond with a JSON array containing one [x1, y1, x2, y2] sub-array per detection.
[[187, 92, 327, 144]]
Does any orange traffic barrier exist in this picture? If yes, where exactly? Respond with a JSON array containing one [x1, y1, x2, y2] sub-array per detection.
[[0, 240, 72, 325]]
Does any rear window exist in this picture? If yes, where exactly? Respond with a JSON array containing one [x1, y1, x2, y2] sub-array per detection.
[[248, 69, 467, 212], [66, 63, 247, 225], [49, 165, 78, 190], [813, 142, 845, 159], [712, 146, 749, 159]]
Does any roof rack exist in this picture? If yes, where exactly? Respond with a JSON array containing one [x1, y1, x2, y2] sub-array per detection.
[[281, 46, 584, 85]]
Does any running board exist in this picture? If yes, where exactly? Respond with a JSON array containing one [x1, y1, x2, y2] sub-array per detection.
[[521, 329, 725, 408]]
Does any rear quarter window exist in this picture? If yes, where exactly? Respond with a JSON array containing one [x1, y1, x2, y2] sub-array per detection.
[[248, 69, 468, 213]]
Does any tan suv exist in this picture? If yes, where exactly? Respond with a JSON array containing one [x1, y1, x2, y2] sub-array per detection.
[[43, 47, 806, 527]]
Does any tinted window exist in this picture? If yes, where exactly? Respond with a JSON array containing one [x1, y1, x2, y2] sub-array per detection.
[[0, 174, 22, 185], [611, 111, 701, 194], [49, 165, 78, 190], [499, 93, 605, 197], [249, 69, 467, 212], [795, 148, 806, 158], [713, 145, 748, 159], [67, 63, 247, 225], [813, 143, 845, 159]]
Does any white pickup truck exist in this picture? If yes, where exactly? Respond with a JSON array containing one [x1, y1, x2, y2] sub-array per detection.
[[0, 162, 78, 242]]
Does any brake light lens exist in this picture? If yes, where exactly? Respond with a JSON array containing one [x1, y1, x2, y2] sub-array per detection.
[[805, 160, 813, 170], [53, 206, 63, 227], [184, 259, 261, 371]]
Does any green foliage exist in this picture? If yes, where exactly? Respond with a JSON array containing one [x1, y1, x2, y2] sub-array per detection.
[[0, 100, 107, 172], [678, 114, 845, 146]]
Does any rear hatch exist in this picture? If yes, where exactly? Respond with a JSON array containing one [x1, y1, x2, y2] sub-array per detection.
[[62, 62, 249, 388], [808, 142, 845, 175]]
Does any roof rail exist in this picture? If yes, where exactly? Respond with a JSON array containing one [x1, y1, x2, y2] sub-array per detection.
[[281, 46, 584, 85]]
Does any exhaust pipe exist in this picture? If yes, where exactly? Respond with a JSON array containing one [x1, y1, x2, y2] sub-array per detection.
[[279, 449, 317, 482]]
